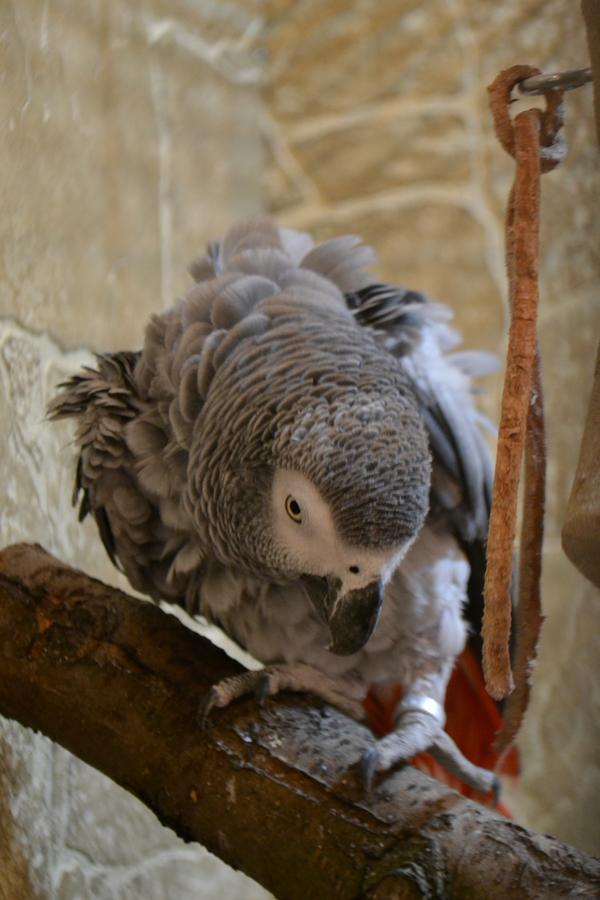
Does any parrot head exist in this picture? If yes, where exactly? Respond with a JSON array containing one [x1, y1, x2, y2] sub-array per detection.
[[270, 467, 412, 656], [189, 311, 432, 657]]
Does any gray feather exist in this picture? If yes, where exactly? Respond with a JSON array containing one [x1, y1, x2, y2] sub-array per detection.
[[50, 217, 495, 730]]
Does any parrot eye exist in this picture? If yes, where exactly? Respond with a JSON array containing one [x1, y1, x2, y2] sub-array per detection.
[[284, 495, 303, 523]]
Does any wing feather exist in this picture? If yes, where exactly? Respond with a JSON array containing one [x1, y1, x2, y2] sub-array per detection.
[[49, 351, 201, 602], [345, 281, 494, 546]]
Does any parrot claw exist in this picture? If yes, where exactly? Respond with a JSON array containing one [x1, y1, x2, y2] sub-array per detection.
[[198, 664, 366, 729], [198, 686, 220, 731], [254, 671, 272, 706], [360, 747, 381, 793]]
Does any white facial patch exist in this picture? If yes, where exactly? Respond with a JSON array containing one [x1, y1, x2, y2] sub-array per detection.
[[270, 468, 409, 591]]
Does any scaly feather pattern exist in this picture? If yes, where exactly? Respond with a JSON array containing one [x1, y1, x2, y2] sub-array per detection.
[[50, 218, 510, 802]]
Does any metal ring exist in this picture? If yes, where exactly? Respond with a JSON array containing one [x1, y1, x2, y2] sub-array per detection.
[[397, 694, 446, 726], [518, 67, 592, 95]]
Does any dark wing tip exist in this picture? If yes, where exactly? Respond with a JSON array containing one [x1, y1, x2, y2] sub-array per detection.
[[93, 505, 122, 570], [345, 282, 429, 355]]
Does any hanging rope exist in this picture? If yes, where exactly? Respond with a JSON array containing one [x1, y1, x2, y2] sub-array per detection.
[[482, 66, 565, 747]]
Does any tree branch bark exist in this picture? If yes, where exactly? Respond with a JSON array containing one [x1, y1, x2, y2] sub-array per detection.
[[0, 543, 597, 899]]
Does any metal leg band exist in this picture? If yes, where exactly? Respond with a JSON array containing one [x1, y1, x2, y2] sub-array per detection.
[[397, 694, 446, 727]]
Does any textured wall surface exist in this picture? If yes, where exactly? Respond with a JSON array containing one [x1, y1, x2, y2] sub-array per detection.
[[0, 1, 599, 898], [0, 741, 38, 900], [1, 0, 263, 350]]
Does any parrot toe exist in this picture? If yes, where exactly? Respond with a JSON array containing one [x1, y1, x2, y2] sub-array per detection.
[[198, 670, 266, 729], [360, 711, 497, 797], [492, 774, 501, 806], [428, 727, 497, 794], [198, 664, 366, 731]]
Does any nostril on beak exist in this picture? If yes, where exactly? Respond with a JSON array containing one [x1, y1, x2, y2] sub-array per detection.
[[349, 565, 360, 574]]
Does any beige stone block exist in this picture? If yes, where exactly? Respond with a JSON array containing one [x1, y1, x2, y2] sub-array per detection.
[[288, 112, 470, 204], [0, 0, 263, 353], [475, 0, 595, 222], [266, 0, 468, 123], [262, 152, 306, 213], [470, 0, 580, 83]]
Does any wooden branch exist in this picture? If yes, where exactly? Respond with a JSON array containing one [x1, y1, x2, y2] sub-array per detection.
[[0, 544, 598, 899]]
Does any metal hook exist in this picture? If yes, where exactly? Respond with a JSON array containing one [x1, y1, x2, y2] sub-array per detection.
[[518, 67, 592, 95]]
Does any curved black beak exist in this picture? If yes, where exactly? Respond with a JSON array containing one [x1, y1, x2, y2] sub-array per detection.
[[301, 575, 384, 656]]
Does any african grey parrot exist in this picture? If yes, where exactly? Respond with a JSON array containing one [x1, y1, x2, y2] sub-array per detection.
[[49, 218, 499, 794]]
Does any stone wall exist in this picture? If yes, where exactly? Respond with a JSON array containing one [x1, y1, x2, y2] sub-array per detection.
[[0, 1, 598, 897]]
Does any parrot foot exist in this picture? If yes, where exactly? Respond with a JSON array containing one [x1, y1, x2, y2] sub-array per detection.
[[200, 663, 365, 727], [199, 670, 264, 729], [361, 709, 497, 796]]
